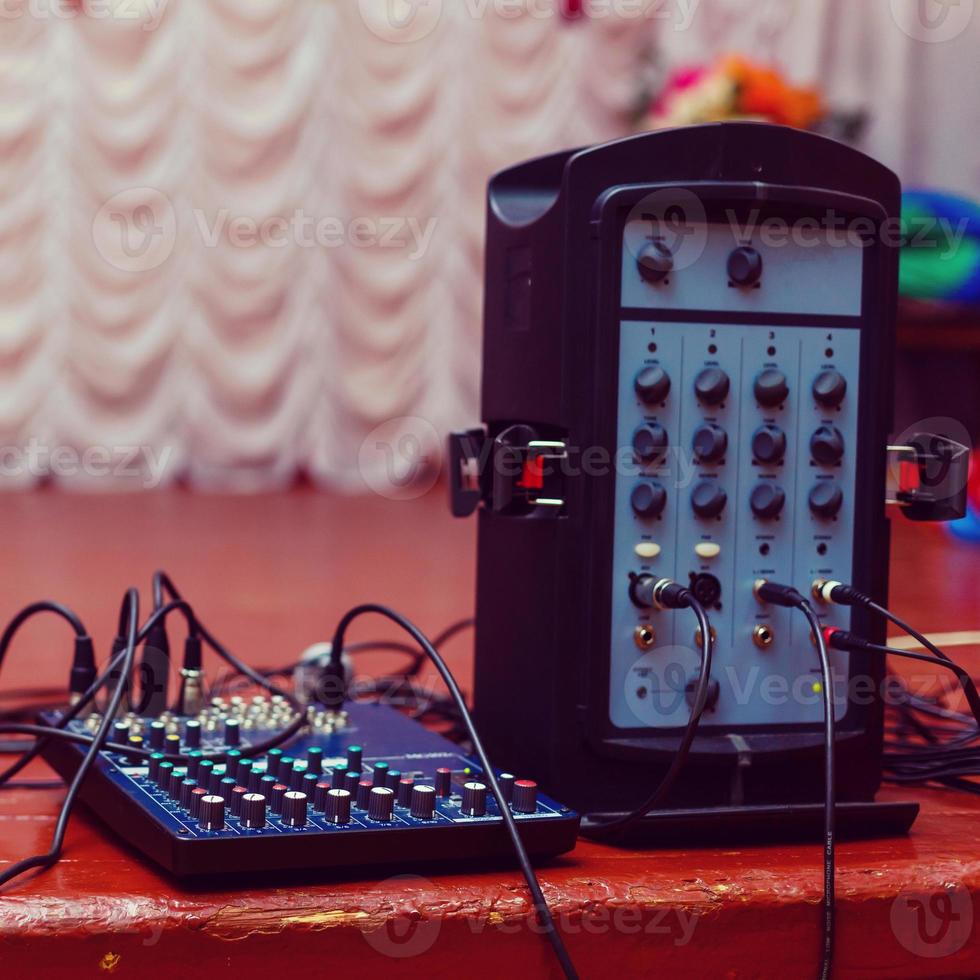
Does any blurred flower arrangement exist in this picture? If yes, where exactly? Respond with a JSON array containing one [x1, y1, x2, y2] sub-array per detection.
[[638, 54, 862, 140]]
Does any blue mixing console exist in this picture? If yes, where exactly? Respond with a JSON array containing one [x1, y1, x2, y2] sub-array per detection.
[[40, 697, 578, 877]]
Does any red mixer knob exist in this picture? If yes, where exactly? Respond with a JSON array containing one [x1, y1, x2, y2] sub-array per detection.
[[511, 780, 538, 814]]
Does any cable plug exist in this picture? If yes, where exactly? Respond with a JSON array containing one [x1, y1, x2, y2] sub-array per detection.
[[651, 579, 693, 610], [176, 634, 204, 716], [821, 627, 874, 653], [811, 579, 871, 607], [753, 579, 806, 608], [68, 635, 96, 704], [137, 621, 171, 715], [316, 653, 349, 709]]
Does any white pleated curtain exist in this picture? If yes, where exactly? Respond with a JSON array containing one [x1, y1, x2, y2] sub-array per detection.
[[0, 0, 974, 491]]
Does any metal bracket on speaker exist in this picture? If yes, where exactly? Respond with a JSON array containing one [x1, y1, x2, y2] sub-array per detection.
[[449, 424, 568, 518], [886, 433, 970, 522]]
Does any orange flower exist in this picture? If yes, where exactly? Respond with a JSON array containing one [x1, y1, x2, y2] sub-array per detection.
[[722, 55, 824, 129]]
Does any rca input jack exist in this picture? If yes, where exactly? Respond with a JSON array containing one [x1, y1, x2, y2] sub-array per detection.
[[811, 578, 828, 603], [752, 624, 775, 650], [694, 626, 718, 649], [634, 624, 657, 650]]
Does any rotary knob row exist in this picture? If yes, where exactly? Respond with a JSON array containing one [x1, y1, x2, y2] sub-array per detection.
[[632, 367, 846, 409]]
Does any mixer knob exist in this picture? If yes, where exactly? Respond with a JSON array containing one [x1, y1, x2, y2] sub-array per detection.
[[235, 758, 252, 786], [636, 240, 674, 284], [751, 424, 786, 465], [728, 246, 763, 287], [692, 423, 728, 464], [753, 369, 789, 408], [313, 781, 332, 812], [148, 721, 166, 750], [325, 788, 352, 825], [809, 482, 844, 519], [302, 772, 320, 800], [385, 769, 402, 790], [167, 767, 186, 798], [346, 745, 363, 772], [184, 719, 202, 749], [691, 480, 727, 519], [270, 782, 288, 815], [230, 785, 248, 817], [511, 780, 538, 814], [813, 369, 847, 408], [630, 481, 667, 519], [462, 782, 488, 817], [224, 719, 240, 746], [356, 780, 374, 810], [330, 763, 348, 790], [276, 756, 293, 781], [189, 786, 208, 819], [241, 793, 267, 829], [186, 751, 203, 781], [397, 777, 415, 807], [199, 795, 225, 831], [282, 791, 308, 828], [368, 787, 395, 822], [148, 753, 164, 782], [632, 424, 669, 464], [634, 366, 671, 405], [343, 770, 362, 797], [750, 483, 786, 520], [179, 778, 198, 810], [372, 762, 390, 787], [694, 367, 730, 406], [498, 773, 516, 803], [435, 768, 453, 798], [811, 425, 845, 465], [306, 746, 323, 776], [410, 785, 437, 820]]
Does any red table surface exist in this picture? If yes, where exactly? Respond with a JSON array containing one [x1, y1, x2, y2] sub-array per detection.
[[1, 488, 979, 978]]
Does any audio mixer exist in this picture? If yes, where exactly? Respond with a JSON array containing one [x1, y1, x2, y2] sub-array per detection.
[[39, 697, 578, 877], [451, 122, 963, 823]]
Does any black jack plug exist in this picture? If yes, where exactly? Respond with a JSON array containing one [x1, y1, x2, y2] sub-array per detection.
[[753, 579, 807, 608], [68, 635, 97, 704]]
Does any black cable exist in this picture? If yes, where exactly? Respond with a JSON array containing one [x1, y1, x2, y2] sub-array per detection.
[[328, 603, 578, 980], [580, 588, 714, 839], [0, 589, 139, 890]]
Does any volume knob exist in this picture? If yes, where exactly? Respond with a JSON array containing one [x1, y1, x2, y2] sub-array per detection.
[[752, 425, 786, 465], [728, 246, 763, 286], [809, 482, 844, 519], [750, 483, 786, 520], [811, 425, 845, 465], [694, 367, 730, 406], [511, 780, 538, 814], [434, 768, 452, 798], [631, 481, 667, 519], [324, 788, 352, 825], [691, 480, 727, 519], [634, 366, 671, 405], [692, 423, 728, 464], [813, 370, 847, 408], [753, 369, 789, 408], [368, 787, 395, 822], [462, 782, 488, 817], [637, 241, 674, 284], [241, 793, 267, 829], [282, 791, 308, 828], [198, 795, 225, 831], [410, 785, 437, 820]]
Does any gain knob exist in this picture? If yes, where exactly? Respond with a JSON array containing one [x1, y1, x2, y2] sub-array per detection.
[[634, 366, 671, 405], [692, 423, 728, 464], [282, 791, 308, 828], [397, 777, 415, 807], [435, 768, 452, 798], [813, 370, 847, 408], [694, 367, 730, 406], [241, 793, 267, 829], [368, 786, 395, 822], [313, 781, 332, 812], [632, 423, 669, 464], [462, 782, 488, 817], [511, 780, 538, 814], [809, 482, 843, 519], [753, 369, 789, 408], [691, 480, 727, 519], [198, 795, 225, 831], [728, 246, 763, 287], [631, 481, 667, 519], [324, 788, 352, 825], [410, 785, 437, 820], [750, 483, 786, 520], [811, 425, 845, 465], [637, 240, 674, 284], [751, 424, 786, 465], [498, 773, 516, 803]]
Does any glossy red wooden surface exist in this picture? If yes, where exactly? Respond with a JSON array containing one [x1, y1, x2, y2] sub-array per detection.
[[1, 489, 978, 978]]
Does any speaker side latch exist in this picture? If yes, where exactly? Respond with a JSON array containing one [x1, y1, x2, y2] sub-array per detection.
[[886, 433, 970, 522], [449, 424, 568, 518]]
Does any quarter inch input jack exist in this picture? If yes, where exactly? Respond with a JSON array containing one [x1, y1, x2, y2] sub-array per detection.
[[634, 625, 657, 650], [753, 624, 775, 649]]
